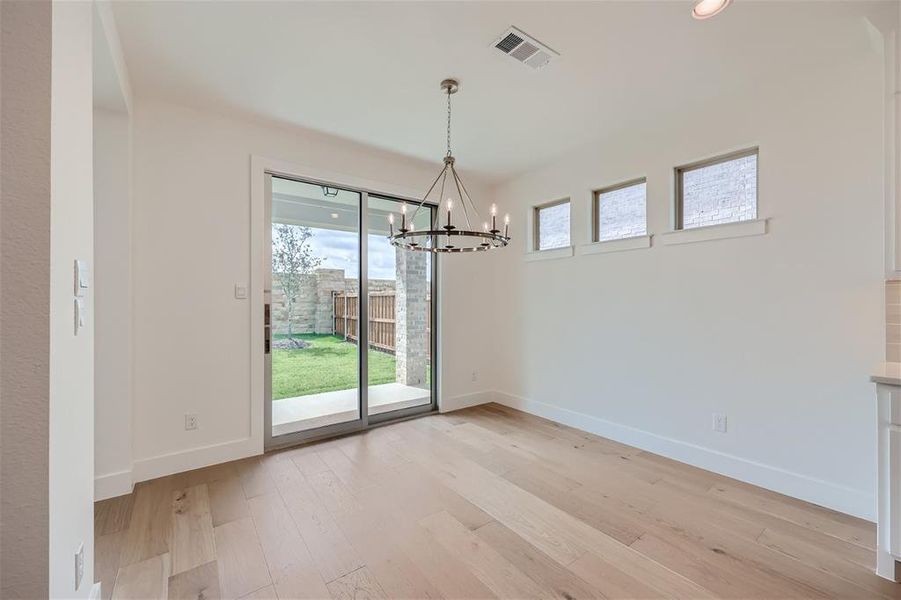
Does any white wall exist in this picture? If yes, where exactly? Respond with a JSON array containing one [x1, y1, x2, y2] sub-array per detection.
[[491, 27, 885, 520], [49, 1, 95, 597], [0, 1, 52, 596], [127, 99, 495, 483], [93, 108, 133, 499]]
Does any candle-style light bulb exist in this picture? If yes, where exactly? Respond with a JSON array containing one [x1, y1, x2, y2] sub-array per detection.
[[504, 214, 510, 238], [446, 198, 453, 228], [400, 203, 407, 231], [483, 222, 489, 232], [388, 213, 394, 236], [490, 203, 498, 231]]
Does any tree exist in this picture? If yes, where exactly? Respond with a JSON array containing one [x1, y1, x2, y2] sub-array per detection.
[[272, 224, 322, 338]]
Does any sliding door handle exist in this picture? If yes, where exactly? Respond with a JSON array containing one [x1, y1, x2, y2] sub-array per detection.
[[264, 303, 271, 354]]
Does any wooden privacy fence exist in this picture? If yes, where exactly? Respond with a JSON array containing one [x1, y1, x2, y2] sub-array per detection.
[[334, 292, 430, 354]]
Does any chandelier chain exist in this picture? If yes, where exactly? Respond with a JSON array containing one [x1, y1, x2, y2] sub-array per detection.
[[446, 90, 452, 157]]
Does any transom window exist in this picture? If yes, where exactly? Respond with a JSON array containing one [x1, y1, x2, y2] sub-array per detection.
[[534, 199, 570, 251], [676, 148, 758, 230], [593, 179, 647, 242]]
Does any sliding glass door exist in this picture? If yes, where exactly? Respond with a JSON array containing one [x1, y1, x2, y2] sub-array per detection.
[[264, 175, 436, 448], [367, 196, 434, 421]]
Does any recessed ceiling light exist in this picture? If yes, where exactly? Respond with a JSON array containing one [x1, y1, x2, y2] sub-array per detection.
[[692, 0, 731, 19], [330, 213, 339, 219]]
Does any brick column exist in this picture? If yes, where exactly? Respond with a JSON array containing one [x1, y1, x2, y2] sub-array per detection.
[[395, 248, 428, 387]]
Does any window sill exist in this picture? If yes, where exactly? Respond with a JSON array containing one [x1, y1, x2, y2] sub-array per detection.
[[525, 246, 574, 262], [577, 235, 651, 256], [659, 218, 767, 246]]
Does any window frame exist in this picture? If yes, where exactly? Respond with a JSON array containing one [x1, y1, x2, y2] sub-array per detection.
[[592, 177, 648, 243], [533, 197, 571, 252], [674, 147, 758, 231]]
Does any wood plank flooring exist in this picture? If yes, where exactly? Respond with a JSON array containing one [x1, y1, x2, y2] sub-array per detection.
[[96, 404, 898, 599]]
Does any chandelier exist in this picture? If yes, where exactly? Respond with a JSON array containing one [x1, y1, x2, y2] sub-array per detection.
[[388, 79, 510, 253]]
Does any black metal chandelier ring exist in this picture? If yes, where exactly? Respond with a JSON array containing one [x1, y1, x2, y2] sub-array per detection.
[[391, 228, 510, 253]]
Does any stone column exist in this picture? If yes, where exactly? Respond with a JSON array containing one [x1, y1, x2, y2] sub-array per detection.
[[395, 248, 428, 387]]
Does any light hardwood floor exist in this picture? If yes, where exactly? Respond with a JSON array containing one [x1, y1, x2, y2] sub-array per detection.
[[95, 404, 899, 599]]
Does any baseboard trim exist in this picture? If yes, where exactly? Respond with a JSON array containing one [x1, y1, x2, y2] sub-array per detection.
[[494, 391, 875, 521], [94, 468, 134, 501], [440, 390, 494, 413], [131, 437, 261, 485]]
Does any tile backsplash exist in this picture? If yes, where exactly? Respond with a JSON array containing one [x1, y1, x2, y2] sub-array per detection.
[[888, 280, 901, 362]]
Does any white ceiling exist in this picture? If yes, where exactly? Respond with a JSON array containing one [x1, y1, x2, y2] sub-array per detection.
[[111, 1, 887, 182]]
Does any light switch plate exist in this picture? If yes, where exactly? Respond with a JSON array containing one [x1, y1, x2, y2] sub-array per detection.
[[234, 284, 248, 299], [75, 542, 84, 590], [74, 259, 89, 297], [74, 298, 85, 335]]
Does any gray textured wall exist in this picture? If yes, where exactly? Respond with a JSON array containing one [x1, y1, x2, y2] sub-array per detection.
[[0, 2, 52, 597]]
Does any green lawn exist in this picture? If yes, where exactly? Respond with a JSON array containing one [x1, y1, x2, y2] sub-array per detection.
[[272, 334, 397, 400]]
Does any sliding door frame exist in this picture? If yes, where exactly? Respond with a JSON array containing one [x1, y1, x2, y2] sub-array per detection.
[[262, 170, 438, 451]]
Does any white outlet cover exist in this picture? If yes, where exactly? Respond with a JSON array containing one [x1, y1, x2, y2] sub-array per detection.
[[185, 414, 198, 430], [234, 284, 248, 299], [712, 413, 728, 433]]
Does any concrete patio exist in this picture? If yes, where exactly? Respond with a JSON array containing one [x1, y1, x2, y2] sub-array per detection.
[[272, 382, 431, 436]]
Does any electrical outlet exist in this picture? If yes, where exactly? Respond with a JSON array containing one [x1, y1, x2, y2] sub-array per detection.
[[712, 412, 728, 433], [471, 370, 479, 382], [185, 414, 198, 431], [74, 543, 84, 590]]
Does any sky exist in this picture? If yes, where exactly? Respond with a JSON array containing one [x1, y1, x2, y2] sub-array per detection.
[[305, 227, 398, 280]]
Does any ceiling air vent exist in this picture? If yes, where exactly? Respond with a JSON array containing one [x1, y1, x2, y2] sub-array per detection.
[[492, 26, 559, 70]]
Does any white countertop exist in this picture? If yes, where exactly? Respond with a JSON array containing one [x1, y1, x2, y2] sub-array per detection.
[[871, 362, 901, 386]]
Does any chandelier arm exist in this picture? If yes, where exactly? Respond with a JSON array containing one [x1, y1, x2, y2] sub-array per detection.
[[450, 165, 475, 231], [408, 163, 446, 226], [453, 164, 484, 232], [452, 164, 484, 228], [434, 165, 449, 231]]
